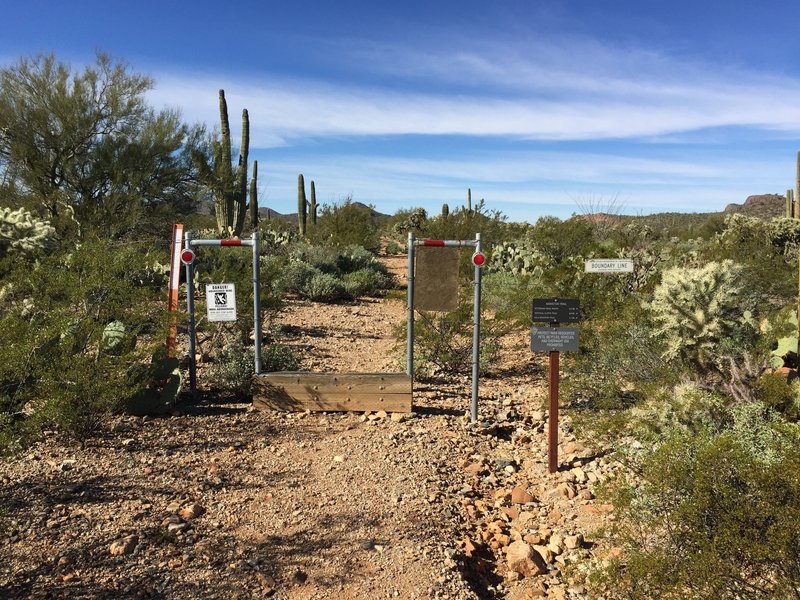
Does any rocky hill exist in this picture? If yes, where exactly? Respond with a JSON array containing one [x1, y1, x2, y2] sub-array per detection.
[[724, 194, 785, 219]]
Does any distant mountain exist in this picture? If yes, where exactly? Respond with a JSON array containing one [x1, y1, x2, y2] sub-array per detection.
[[724, 194, 785, 219], [257, 202, 390, 225]]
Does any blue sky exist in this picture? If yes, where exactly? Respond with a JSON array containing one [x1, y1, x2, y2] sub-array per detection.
[[4, 0, 800, 222]]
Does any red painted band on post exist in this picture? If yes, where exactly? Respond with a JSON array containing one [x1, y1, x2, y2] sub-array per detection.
[[220, 239, 242, 246], [422, 240, 445, 246]]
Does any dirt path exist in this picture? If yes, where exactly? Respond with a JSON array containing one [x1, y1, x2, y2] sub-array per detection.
[[0, 254, 618, 600]]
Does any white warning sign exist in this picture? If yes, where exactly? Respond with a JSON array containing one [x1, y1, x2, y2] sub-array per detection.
[[206, 283, 237, 322]]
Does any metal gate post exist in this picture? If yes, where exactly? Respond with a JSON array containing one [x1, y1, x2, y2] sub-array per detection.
[[407, 232, 415, 378], [184, 231, 197, 400], [471, 232, 482, 422], [252, 231, 262, 375]]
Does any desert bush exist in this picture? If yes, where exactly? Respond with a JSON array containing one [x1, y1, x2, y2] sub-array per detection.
[[754, 372, 800, 421], [342, 268, 392, 299], [210, 337, 253, 395], [337, 244, 386, 274], [0, 239, 169, 447], [595, 426, 800, 599], [300, 272, 346, 302], [397, 292, 507, 377], [262, 344, 299, 372], [308, 199, 381, 253], [290, 244, 341, 274]]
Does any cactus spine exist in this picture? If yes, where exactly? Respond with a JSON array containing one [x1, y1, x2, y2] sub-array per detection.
[[441, 203, 449, 217], [310, 180, 318, 226], [249, 160, 258, 228], [298, 174, 307, 237]]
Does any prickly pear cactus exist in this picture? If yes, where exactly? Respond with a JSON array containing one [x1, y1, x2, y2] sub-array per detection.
[[0, 207, 56, 258], [488, 240, 545, 276]]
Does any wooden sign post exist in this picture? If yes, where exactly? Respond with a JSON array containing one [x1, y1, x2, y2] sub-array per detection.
[[532, 299, 581, 474]]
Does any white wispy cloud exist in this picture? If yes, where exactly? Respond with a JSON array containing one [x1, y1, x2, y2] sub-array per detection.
[[147, 34, 800, 145]]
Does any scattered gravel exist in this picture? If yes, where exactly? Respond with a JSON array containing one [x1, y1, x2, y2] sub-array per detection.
[[0, 255, 621, 599]]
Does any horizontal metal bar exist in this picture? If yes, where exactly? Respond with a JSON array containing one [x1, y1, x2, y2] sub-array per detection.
[[189, 239, 254, 247], [414, 239, 478, 247]]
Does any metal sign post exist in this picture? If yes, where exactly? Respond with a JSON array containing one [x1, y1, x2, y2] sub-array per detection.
[[407, 233, 484, 421], [532, 298, 581, 473], [183, 231, 262, 399]]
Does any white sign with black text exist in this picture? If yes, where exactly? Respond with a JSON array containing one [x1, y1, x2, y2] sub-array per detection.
[[206, 283, 237, 322], [585, 258, 634, 273]]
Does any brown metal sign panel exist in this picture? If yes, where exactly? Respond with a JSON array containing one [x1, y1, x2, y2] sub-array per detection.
[[414, 246, 460, 312]]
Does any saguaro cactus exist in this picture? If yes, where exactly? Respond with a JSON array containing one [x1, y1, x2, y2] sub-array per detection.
[[441, 203, 449, 217], [249, 160, 258, 229], [467, 188, 472, 212], [298, 174, 307, 237], [194, 89, 255, 238], [310, 180, 318, 226]]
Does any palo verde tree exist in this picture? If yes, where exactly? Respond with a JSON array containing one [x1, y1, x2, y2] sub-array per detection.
[[0, 52, 203, 239]]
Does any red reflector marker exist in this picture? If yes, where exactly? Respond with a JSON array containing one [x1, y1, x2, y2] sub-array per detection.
[[471, 252, 486, 267]]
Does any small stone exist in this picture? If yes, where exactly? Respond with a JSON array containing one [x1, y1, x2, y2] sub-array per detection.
[[390, 413, 406, 423], [109, 535, 138, 556], [511, 486, 535, 505], [333, 455, 345, 463], [178, 503, 205, 521], [533, 545, 554, 564], [564, 534, 583, 550], [375, 410, 388, 419]]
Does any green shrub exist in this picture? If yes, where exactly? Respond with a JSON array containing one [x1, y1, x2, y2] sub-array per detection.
[[210, 337, 254, 395], [754, 372, 800, 421], [283, 262, 320, 294], [262, 344, 299, 372], [337, 244, 384, 273], [300, 272, 346, 302], [596, 427, 800, 599], [290, 244, 340, 274], [0, 239, 170, 447], [397, 293, 507, 377], [307, 199, 382, 253], [342, 268, 392, 299]]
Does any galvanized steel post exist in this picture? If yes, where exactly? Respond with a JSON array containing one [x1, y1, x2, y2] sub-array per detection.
[[252, 231, 262, 375], [407, 232, 415, 377], [184, 231, 197, 400], [471, 232, 482, 422]]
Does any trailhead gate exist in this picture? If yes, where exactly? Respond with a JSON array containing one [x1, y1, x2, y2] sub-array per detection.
[[406, 232, 484, 422], [182, 231, 262, 398]]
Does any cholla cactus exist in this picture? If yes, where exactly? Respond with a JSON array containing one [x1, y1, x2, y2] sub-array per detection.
[[649, 260, 742, 367], [0, 207, 57, 258]]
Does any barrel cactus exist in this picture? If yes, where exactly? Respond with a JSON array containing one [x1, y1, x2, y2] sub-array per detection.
[[0, 206, 57, 258]]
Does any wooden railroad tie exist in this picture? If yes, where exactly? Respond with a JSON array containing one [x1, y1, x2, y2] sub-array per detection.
[[252, 372, 413, 413]]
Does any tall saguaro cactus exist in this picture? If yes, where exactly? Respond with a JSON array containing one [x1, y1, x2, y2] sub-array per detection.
[[249, 160, 258, 228], [298, 174, 307, 237], [467, 188, 472, 213], [194, 89, 255, 238], [310, 180, 318, 226]]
